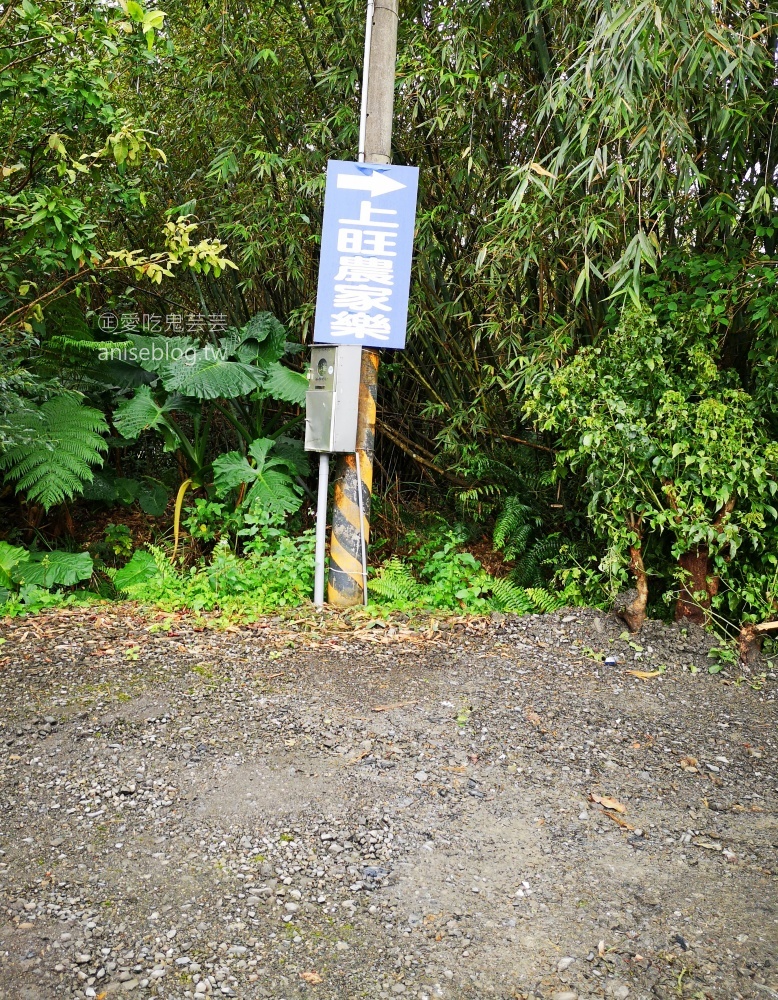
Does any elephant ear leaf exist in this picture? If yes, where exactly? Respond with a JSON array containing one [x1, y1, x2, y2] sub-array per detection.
[[113, 550, 160, 592], [213, 437, 303, 516], [0, 542, 28, 588], [273, 434, 311, 476], [261, 362, 308, 406], [160, 349, 266, 399], [272, 436, 309, 477], [236, 312, 286, 365], [114, 385, 178, 439], [13, 551, 93, 588], [127, 335, 198, 373], [211, 450, 255, 493]]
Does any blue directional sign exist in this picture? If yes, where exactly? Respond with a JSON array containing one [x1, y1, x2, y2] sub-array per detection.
[[313, 160, 419, 350]]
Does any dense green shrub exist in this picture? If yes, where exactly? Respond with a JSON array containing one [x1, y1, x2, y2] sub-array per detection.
[[525, 303, 778, 629]]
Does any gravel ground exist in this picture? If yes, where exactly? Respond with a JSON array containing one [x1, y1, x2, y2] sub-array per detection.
[[0, 605, 776, 1000]]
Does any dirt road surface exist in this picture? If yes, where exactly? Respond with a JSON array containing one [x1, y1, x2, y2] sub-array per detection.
[[0, 606, 775, 1000]]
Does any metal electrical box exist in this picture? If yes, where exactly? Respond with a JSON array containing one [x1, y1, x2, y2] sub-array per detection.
[[304, 345, 362, 453]]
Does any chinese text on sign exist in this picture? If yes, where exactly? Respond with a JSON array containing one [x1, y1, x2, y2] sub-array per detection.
[[313, 160, 419, 350]]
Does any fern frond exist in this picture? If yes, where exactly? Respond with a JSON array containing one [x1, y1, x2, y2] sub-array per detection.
[[494, 496, 528, 550], [49, 335, 133, 356], [0, 395, 108, 509], [512, 533, 564, 586], [369, 557, 421, 604], [525, 587, 567, 613], [487, 577, 535, 614], [456, 481, 504, 517], [494, 496, 544, 554]]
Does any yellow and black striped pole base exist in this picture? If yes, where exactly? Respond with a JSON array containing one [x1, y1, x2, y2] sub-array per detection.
[[328, 348, 379, 607]]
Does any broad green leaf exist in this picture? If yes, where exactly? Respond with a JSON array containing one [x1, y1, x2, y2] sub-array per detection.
[[237, 312, 286, 365], [124, 0, 145, 21], [114, 386, 175, 438], [143, 10, 165, 30], [160, 351, 266, 399], [113, 550, 160, 592], [0, 542, 28, 589], [127, 335, 199, 374], [261, 362, 307, 406], [271, 436, 310, 477], [13, 551, 93, 589], [80, 472, 120, 504], [213, 438, 303, 516], [137, 481, 169, 516]]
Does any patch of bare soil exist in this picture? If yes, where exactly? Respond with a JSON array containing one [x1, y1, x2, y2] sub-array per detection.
[[0, 605, 775, 1000]]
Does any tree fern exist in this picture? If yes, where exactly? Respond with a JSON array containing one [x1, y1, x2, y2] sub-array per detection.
[[48, 334, 133, 356], [369, 557, 422, 604], [0, 395, 108, 509], [41, 296, 132, 367]]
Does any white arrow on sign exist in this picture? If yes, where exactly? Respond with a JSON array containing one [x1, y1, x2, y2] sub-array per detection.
[[336, 170, 406, 197]]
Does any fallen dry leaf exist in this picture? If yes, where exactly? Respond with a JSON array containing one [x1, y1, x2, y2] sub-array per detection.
[[693, 838, 722, 851], [626, 669, 662, 679], [603, 809, 635, 831], [300, 971, 323, 985], [590, 792, 626, 813]]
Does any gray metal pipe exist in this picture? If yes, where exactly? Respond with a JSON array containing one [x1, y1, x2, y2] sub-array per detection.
[[313, 452, 329, 605]]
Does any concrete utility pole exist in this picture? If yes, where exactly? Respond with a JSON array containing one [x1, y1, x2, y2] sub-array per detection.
[[327, 0, 399, 607]]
